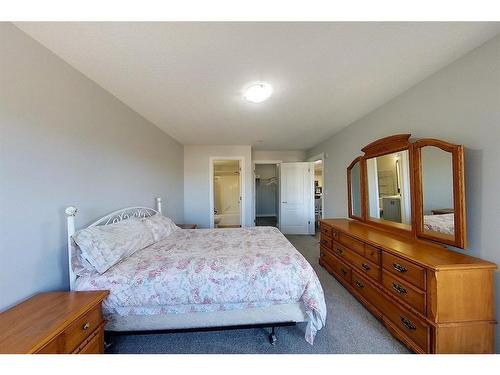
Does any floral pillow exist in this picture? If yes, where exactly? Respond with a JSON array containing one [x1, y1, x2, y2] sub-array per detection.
[[73, 217, 154, 274], [142, 214, 180, 242]]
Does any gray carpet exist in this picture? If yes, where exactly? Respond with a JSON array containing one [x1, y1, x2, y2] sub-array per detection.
[[107, 234, 410, 354]]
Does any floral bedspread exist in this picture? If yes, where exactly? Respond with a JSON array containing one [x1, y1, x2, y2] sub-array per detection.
[[424, 213, 454, 235], [75, 227, 326, 344]]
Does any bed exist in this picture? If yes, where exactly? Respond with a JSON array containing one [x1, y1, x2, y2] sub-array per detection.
[[423, 213, 455, 235], [65, 198, 326, 345]]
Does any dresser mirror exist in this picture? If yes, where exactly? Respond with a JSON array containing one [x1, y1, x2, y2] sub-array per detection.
[[366, 149, 412, 229], [347, 134, 467, 248], [414, 139, 466, 248], [347, 157, 364, 220]]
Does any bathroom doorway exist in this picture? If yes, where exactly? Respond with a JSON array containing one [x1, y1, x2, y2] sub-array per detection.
[[254, 162, 280, 228], [308, 153, 325, 233], [210, 159, 242, 228]]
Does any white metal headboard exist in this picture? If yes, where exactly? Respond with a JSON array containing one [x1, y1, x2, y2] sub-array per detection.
[[65, 197, 163, 291]]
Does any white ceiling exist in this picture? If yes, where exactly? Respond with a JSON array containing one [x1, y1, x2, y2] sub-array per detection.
[[15, 22, 500, 150]]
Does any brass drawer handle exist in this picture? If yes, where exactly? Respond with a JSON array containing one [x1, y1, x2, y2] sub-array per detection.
[[361, 263, 370, 271], [392, 282, 407, 294], [393, 263, 408, 273], [82, 322, 91, 330], [400, 316, 416, 331], [334, 247, 343, 254], [355, 281, 364, 289], [321, 239, 329, 245]]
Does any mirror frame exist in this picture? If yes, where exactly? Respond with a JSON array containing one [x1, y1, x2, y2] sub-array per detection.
[[413, 139, 467, 248], [346, 134, 468, 249], [347, 156, 366, 221], [360, 134, 416, 237]]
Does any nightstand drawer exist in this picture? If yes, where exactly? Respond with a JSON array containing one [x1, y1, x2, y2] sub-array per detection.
[[73, 326, 104, 354], [63, 305, 103, 353]]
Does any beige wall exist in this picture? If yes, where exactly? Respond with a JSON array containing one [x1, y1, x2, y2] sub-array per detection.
[[307, 34, 500, 351], [0, 23, 184, 311]]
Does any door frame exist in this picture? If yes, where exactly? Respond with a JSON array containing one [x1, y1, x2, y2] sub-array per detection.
[[253, 160, 282, 227], [308, 152, 326, 219], [280, 162, 315, 235], [209, 156, 245, 229]]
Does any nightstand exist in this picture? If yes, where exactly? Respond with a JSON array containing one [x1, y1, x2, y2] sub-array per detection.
[[176, 224, 198, 229], [0, 291, 109, 354]]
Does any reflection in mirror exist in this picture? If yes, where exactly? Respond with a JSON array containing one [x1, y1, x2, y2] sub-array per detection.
[[367, 150, 411, 226], [421, 146, 455, 236], [350, 161, 362, 217]]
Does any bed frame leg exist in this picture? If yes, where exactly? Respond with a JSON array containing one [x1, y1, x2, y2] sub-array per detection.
[[104, 332, 113, 351], [269, 326, 277, 345]]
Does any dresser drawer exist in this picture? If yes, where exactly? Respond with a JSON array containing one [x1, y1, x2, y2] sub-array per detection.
[[382, 252, 426, 290], [351, 271, 387, 317], [338, 232, 365, 256], [382, 270, 426, 314], [342, 246, 380, 282], [382, 295, 430, 352], [364, 244, 381, 264], [62, 305, 103, 353], [319, 235, 332, 249], [320, 223, 333, 238], [333, 256, 352, 285]]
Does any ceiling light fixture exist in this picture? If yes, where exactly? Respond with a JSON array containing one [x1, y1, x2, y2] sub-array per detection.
[[243, 82, 273, 103]]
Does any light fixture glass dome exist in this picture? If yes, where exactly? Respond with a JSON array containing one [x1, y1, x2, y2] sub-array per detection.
[[243, 82, 273, 103]]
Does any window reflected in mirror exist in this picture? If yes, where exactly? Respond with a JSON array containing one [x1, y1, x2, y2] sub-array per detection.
[[421, 146, 455, 237], [350, 161, 362, 217], [366, 150, 411, 227]]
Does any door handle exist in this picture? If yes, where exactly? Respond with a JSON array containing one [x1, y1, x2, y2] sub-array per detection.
[[282, 201, 287, 204]]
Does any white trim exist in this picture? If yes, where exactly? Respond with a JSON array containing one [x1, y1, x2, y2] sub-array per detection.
[[252, 160, 282, 227], [65, 198, 161, 291], [209, 157, 245, 228]]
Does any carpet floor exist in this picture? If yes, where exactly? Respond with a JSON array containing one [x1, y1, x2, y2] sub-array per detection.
[[107, 234, 410, 354]]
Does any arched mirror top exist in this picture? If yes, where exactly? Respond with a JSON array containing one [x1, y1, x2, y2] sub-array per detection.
[[362, 134, 414, 235]]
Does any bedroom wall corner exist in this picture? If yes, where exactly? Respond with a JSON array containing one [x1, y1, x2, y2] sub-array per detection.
[[0, 23, 184, 312]]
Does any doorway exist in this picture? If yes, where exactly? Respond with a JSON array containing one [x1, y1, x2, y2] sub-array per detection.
[[280, 162, 315, 235], [254, 163, 280, 227], [210, 159, 242, 228], [309, 153, 325, 233]]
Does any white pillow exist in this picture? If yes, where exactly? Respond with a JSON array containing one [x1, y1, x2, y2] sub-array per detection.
[[142, 214, 180, 242], [73, 217, 154, 274]]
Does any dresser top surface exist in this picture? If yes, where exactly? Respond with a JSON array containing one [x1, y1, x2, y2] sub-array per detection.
[[0, 291, 109, 353], [320, 219, 496, 270]]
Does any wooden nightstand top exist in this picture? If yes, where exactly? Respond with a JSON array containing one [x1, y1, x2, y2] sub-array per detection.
[[0, 291, 109, 353], [176, 224, 198, 229]]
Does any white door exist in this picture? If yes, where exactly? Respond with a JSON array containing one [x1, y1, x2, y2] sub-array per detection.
[[280, 162, 314, 234]]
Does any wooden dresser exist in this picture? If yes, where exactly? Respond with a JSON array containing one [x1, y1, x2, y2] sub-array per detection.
[[319, 219, 496, 353], [0, 291, 109, 354]]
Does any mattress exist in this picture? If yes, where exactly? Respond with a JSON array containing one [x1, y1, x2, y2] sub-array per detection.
[[75, 226, 326, 344], [106, 302, 307, 331]]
